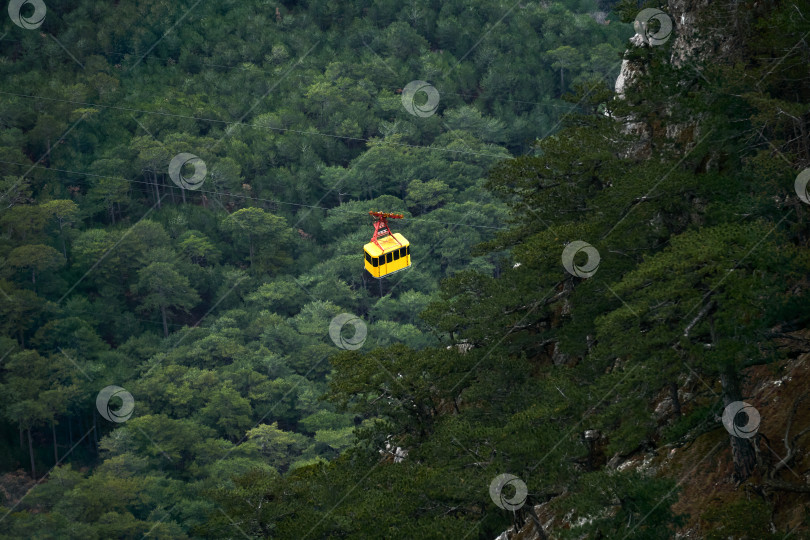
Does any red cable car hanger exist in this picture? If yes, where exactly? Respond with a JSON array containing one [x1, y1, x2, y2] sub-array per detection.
[[369, 211, 404, 252]]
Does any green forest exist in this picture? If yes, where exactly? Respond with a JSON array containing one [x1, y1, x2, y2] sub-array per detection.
[[1, 0, 809, 538]]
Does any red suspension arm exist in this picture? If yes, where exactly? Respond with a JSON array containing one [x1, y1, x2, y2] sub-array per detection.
[[369, 211, 404, 251]]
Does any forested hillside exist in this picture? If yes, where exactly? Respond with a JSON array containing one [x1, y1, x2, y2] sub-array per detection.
[[1, 0, 809, 538]]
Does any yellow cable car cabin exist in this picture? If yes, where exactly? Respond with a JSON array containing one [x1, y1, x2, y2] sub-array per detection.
[[364, 233, 411, 278], [364, 212, 411, 279]]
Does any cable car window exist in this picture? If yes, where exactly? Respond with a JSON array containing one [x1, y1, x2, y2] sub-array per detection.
[[399, 247, 406, 258], [365, 252, 371, 263], [372, 257, 378, 267], [393, 250, 400, 261], [386, 252, 393, 263], [406, 246, 410, 255]]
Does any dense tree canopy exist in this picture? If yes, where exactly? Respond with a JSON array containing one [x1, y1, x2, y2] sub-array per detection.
[[1, 0, 809, 538]]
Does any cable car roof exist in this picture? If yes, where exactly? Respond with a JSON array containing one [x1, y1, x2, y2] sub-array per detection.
[[363, 233, 409, 256]]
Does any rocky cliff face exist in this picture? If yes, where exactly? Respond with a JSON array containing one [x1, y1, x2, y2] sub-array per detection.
[[613, 0, 721, 159], [617, 0, 733, 82]]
